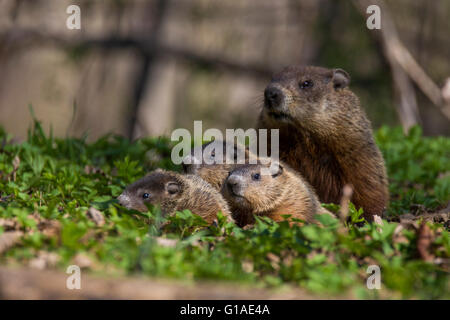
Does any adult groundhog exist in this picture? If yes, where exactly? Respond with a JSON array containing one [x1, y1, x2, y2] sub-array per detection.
[[221, 160, 331, 227], [118, 169, 233, 224], [183, 140, 258, 191], [257, 65, 389, 220]]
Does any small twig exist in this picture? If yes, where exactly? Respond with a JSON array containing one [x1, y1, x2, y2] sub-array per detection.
[[352, 0, 421, 131], [339, 184, 353, 223], [11, 155, 20, 182], [353, 0, 450, 123], [417, 221, 434, 262]]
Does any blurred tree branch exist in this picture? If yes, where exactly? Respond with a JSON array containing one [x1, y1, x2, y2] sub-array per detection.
[[0, 25, 273, 139], [353, 0, 450, 129], [353, 0, 420, 131], [129, 0, 169, 140], [0, 29, 273, 78]]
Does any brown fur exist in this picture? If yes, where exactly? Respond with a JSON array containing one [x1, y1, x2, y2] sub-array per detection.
[[183, 140, 258, 191], [257, 65, 389, 220], [221, 160, 331, 227], [118, 169, 233, 224]]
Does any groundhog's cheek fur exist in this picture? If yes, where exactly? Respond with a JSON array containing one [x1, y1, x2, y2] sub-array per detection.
[[130, 201, 150, 212], [283, 98, 311, 123], [243, 189, 270, 213]]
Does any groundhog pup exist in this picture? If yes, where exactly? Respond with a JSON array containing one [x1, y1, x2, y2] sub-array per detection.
[[183, 140, 258, 191], [221, 160, 331, 227], [118, 169, 233, 224], [257, 65, 389, 220]]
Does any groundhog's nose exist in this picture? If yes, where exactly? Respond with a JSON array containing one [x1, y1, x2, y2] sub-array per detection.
[[117, 193, 131, 207], [226, 175, 245, 197], [264, 86, 283, 109]]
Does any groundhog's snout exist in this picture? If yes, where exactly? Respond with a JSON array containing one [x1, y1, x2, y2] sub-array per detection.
[[264, 86, 283, 109], [226, 174, 246, 197], [117, 193, 131, 208]]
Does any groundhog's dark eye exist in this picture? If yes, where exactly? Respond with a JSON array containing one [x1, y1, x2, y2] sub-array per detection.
[[299, 80, 313, 89], [252, 173, 261, 181], [142, 193, 150, 199]]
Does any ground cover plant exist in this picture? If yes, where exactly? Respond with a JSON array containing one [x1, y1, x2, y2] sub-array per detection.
[[0, 119, 449, 299]]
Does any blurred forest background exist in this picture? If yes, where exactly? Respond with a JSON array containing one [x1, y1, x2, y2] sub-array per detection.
[[0, 0, 449, 141]]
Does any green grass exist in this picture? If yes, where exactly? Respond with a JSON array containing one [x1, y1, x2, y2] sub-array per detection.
[[377, 126, 450, 214], [0, 120, 449, 299]]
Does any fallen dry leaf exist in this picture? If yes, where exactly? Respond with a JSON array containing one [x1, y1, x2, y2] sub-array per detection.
[[373, 215, 383, 232], [38, 219, 61, 238], [399, 213, 415, 223], [0, 194, 12, 202], [281, 250, 295, 267], [84, 165, 106, 175], [362, 256, 378, 266], [72, 253, 93, 269], [241, 259, 254, 273], [29, 251, 59, 270], [155, 237, 178, 247], [373, 215, 383, 226], [86, 207, 105, 227], [417, 222, 434, 262], [0, 218, 19, 231], [242, 224, 255, 230], [0, 231, 23, 254], [393, 224, 409, 245], [410, 204, 427, 216], [266, 252, 280, 271]]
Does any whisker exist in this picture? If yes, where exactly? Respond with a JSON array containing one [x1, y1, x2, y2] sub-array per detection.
[[247, 94, 265, 111]]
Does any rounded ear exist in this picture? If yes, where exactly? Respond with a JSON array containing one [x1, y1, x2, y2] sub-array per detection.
[[271, 162, 284, 177], [332, 68, 350, 89], [166, 181, 181, 195]]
